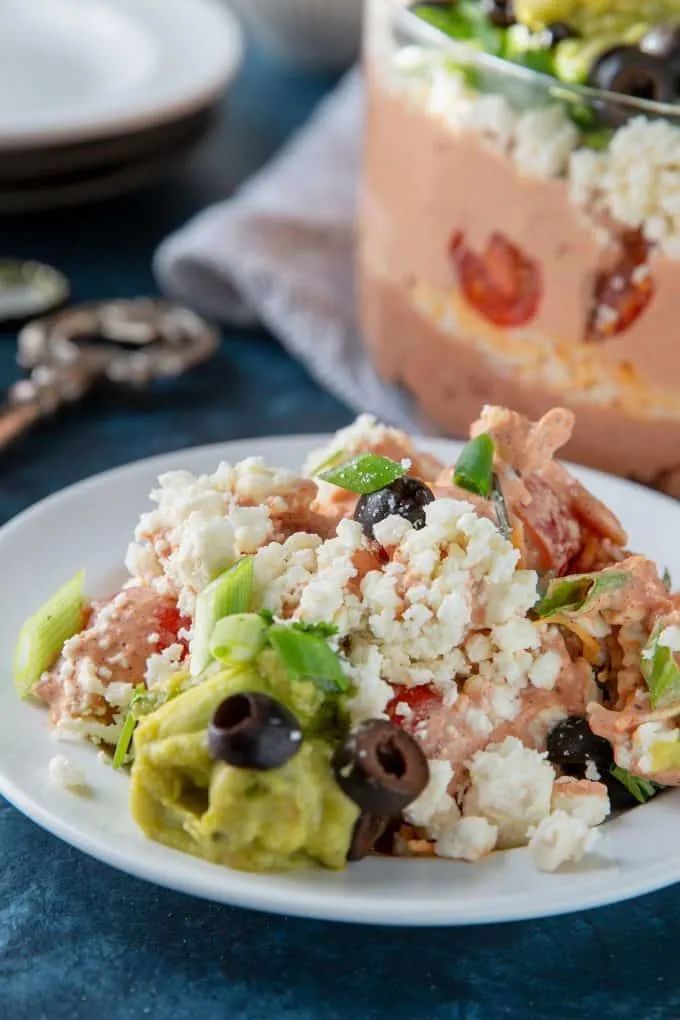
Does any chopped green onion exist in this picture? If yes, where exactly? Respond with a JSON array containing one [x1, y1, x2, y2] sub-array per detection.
[[610, 765, 660, 805], [190, 558, 254, 676], [112, 684, 146, 769], [533, 570, 628, 619], [209, 613, 267, 664], [641, 623, 680, 709], [491, 474, 511, 541], [268, 625, 349, 694], [13, 570, 86, 699], [453, 433, 494, 498], [258, 608, 276, 626], [663, 567, 672, 592], [308, 448, 346, 477], [318, 453, 405, 495]]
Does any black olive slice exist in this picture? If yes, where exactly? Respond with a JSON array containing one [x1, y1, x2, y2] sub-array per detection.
[[332, 719, 429, 815], [207, 692, 303, 770]]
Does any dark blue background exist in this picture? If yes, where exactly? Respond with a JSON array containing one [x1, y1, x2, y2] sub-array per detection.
[[0, 42, 678, 1020]]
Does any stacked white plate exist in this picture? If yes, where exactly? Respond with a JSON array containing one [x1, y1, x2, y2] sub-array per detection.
[[0, 0, 243, 212]]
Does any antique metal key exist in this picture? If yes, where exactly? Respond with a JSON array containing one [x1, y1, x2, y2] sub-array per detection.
[[0, 298, 219, 450]]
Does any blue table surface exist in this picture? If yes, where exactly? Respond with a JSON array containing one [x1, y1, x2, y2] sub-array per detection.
[[1, 41, 679, 1020]]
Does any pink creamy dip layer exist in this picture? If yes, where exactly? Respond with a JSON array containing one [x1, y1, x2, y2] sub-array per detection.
[[360, 78, 680, 494], [36, 587, 188, 726]]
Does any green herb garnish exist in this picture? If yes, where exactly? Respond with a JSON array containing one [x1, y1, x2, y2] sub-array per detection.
[[641, 623, 680, 709], [453, 433, 495, 498], [318, 453, 405, 495], [291, 621, 339, 638], [268, 625, 349, 694], [533, 570, 628, 619], [413, 1, 504, 56], [663, 567, 672, 592], [610, 765, 660, 805]]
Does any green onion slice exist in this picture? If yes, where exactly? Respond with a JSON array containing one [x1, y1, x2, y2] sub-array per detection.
[[190, 557, 254, 677], [453, 433, 494, 499], [533, 570, 628, 620], [112, 684, 147, 769], [318, 454, 405, 495], [641, 623, 680, 709], [308, 449, 346, 477], [610, 765, 660, 804], [210, 613, 267, 664], [268, 625, 349, 694], [13, 570, 87, 699], [663, 567, 672, 592]]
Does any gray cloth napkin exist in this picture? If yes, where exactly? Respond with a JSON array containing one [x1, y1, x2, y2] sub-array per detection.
[[155, 71, 427, 431]]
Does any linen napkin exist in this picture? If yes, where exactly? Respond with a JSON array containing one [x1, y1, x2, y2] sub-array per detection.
[[154, 71, 428, 432]]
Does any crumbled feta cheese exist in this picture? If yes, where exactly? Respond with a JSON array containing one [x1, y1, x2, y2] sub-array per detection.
[[514, 105, 579, 179], [465, 632, 492, 664], [435, 816, 499, 862], [76, 658, 105, 696], [659, 625, 680, 652], [48, 754, 88, 792], [528, 650, 562, 691], [466, 707, 493, 737], [551, 778, 610, 827], [405, 760, 457, 831], [529, 811, 600, 873], [465, 736, 555, 848], [373, 515, 413, 548], [145, 643, 186, 688], [126, 457, 309, 612], [104, 682, 136, 711], [570, 116, 680, 254], [347, 644, 392, 722]]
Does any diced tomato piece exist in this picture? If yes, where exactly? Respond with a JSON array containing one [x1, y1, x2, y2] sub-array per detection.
[[152, 602, 191, 655], [587, 230, 654, 341], [515, 476, 581, 576], [450, 230, 542, 328], [386, 683, 442, 729]]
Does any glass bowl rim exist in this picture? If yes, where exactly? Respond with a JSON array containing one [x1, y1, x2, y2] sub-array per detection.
[[385, 0, 680, 121]]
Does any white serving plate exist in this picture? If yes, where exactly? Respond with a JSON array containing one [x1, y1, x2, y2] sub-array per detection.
[[0, 0, 242, 148], [1, 435, 679, 926]]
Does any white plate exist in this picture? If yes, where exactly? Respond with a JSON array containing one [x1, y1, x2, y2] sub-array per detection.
[[1, 436, 679, 926], [0, 0, 242, 149]]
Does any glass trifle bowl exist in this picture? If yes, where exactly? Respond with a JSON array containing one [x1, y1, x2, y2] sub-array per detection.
[[359, 0, 680, 494]]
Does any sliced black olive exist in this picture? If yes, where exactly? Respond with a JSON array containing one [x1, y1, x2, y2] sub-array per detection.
[[546, 715, 613, 771], [347, 812, 391, 862], [640, 23, 680, 59], [332, 719, 429, 815], [207, 692, 303, 770], [479, 0, 515, 29], [587, 45, 675, 114], [354, 476, 435, 539], [545, 21, 579, 47]]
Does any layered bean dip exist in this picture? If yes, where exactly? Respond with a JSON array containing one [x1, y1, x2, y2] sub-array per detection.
[[361, 0, 680, 494], [16, 407, 680, 873]]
